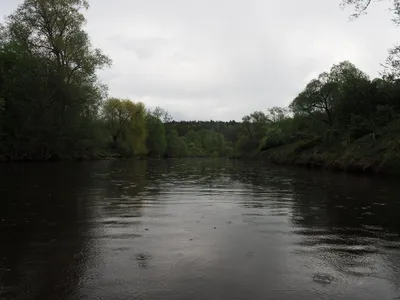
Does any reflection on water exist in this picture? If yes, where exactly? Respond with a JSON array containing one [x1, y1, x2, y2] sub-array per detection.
[[1, 159, 400, 299]]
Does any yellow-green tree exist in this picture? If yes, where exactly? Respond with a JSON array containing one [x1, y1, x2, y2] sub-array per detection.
[[103, 98, 147, 157]]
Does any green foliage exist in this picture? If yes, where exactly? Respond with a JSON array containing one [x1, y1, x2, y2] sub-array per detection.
[[235, 135, 259, 154], [165, 128, 188, 158], [249, 59, 400, 174], [102, 98, 147, 157], [289, 61, 400, 147], [261, 127, 287, 150], [146, 113, 167, 157], [1, 0, 400, 173], [152, 106, 173, 123], [290, 61, 370, 129], [162, 123, 234, 158], [0, 0, 110, 160], [235, 107, 292, 155]]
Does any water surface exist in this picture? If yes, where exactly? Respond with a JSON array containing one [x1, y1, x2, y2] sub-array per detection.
[[1, 159, 400, 299]]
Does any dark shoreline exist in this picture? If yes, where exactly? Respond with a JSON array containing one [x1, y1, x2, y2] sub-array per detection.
[[2, 145, 399, 178]]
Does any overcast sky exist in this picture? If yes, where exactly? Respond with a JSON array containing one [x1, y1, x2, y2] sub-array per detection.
[[1, 0, 399, 121]]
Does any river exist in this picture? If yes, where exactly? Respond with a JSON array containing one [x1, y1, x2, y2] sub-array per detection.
[[0, 159, 400, 300]]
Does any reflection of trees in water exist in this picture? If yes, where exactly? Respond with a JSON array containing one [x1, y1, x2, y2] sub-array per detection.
[[227, 162, 296, 211], [163, 158, 233, 181], [205, 161, 400, 286], [146, 159, 241, 194], [102, 161, 400, 290], [2, 159, 400, 298], [289, 171, 400, 236], [288, 170, 400, 284], [99, 160, 174, 218], [0, 162, 110, 300], [100, 160, 149, 219]]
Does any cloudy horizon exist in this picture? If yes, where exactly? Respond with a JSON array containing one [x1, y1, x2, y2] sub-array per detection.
[[1, 0, 399, 121]]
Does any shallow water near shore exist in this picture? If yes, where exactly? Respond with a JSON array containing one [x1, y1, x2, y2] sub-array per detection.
[[1, 159, 400, 300]]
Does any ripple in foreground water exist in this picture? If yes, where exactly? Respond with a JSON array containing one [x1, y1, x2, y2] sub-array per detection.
[[1, 159, 400, 300]]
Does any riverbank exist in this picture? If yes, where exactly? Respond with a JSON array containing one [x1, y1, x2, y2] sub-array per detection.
[[257, 131, 400, 175], [0, 151, 226, 163], [3, 131, 400, 177]]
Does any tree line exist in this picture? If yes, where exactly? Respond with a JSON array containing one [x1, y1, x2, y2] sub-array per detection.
[[231, 0, 400, 173], [1, 0, 400, 170], [0, 0, 269, 161], [0, 0, 232, 160]]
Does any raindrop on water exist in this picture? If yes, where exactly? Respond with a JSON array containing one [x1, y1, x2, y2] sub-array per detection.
[[312, 273, 333, 284]]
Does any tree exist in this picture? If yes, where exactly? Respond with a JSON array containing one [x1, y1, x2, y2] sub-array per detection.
[[152, 106, 173, 123], [165, 129, 188, 157], [242, 111, 270, 142], [340, 0, 400, 24], [4, 0, 111, 80], [329, 62, 372, 127], [386, 45, 400, 77], [267, 107, 290, 123], [290, 61, 370, 129], [258, 107, 294, 150], [103, 98, 147, 157], [146, 114, 167, 157], [0, 0, 111, 160], [341, 1, 400, 75], [290, 72, 336, 127]]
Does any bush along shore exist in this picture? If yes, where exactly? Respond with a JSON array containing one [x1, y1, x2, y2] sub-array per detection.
[[259, 128, 400, 175]]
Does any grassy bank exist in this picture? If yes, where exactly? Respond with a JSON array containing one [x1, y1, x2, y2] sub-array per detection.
[[258, 124, 400, 175]]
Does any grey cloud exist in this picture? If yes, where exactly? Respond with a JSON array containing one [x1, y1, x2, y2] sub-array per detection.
[[108, 35, 172, 60]]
